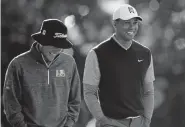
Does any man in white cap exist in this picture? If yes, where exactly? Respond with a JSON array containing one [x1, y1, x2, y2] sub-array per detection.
[[83, 4, 155, 127]]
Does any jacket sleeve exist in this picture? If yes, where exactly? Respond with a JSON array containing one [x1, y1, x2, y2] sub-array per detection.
[[64, 61, 81, 127], [3, 59, 27, 127]]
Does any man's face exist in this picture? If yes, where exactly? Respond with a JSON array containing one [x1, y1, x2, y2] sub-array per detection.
[[41, 45, 62, 61], [114, 18, 140, 41]]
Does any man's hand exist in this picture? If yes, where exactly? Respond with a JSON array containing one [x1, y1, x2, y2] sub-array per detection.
[[96, 116, 120, 127], [141, 115, 151, 127], [96, 116, 110, 127]]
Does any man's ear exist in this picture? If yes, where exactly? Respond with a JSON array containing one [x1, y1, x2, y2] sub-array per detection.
[[38, 43, 43, 52], [113, 20, 116, 27], [112, 20, 117, 28], [113, 19, 119, 27]]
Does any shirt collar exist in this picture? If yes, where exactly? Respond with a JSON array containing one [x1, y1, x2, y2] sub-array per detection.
[[112, 34, 132, 50]]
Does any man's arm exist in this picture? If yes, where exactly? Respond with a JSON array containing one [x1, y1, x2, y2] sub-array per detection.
[[84, 84, 104, 120], [83, 50, 110, 127], [83, 50, 104, 120], [64, 61, 81, 127], [143, 82, 154, 123], [3, 59, 27, 127], [142, 55, 155, 125]]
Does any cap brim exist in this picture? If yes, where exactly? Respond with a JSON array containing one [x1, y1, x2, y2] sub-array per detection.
[[51, 38, 73, 49], [31, 32, 42, 43], [31, 32, 73, 49], [135, 16, 142, 21], [114, 16, 143, 21], [124, 16, 142, 21]]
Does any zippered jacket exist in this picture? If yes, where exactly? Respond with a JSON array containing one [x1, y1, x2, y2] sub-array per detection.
[[3, 42, 81, 127]]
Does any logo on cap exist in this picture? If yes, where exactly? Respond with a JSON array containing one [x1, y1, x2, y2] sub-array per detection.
[[53, 33, 67, 38], [42, 30, 46, 35], [128, 7, 135, 13]]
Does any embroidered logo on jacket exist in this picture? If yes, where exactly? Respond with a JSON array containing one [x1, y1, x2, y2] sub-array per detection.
[[56, 70, 65, 77]]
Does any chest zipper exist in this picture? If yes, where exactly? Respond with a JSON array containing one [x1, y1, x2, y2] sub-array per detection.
[[41, 53, 61, 85], [46, 63, 52, 85], [47, 69, 50, 84], [41, 54, 53, 85]]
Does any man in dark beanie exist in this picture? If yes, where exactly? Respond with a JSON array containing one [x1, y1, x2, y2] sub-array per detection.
[[84, 4, 155, 127], [3, 19, 81, 127]]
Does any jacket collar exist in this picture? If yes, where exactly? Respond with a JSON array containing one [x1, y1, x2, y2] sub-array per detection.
[[29, 42, 44, 64], [29, 42, 63, 65]]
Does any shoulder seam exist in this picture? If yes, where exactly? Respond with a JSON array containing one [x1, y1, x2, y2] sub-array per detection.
[[93, 37, 112, 50]]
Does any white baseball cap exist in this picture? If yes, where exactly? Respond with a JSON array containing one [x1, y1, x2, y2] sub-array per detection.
[[113, 4, 142, 21]]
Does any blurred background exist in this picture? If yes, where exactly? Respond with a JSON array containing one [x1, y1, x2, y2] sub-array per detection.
[[1, 0, 185, 127]]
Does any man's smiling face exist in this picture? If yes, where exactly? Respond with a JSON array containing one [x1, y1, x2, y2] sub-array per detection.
[[114, 17, 140, 41]]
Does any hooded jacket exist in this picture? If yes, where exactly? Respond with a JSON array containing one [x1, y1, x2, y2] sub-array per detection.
[[3, 42, 81, 127]]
